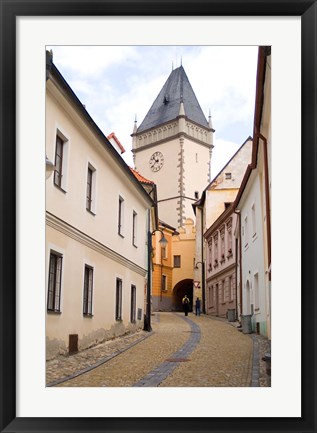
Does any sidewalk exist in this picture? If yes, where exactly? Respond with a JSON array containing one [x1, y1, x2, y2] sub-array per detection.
[[46, 329, 150, 386]]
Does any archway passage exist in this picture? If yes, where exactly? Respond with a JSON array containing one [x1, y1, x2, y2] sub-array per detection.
[[173, 279, 193, 312]]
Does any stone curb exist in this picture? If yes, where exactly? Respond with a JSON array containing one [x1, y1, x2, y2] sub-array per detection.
[[47, 331, 153, 387]]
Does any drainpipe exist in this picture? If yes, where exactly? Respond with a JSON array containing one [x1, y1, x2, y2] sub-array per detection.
[[235, 237, 238, 321], [200, 206, 206, 314], [144, 210, 152, 332], [234, 210, 243, 318], [257, 133, 271, 282]]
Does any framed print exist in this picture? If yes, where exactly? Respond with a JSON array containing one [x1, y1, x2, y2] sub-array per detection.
[[0, 1, 316, 432]]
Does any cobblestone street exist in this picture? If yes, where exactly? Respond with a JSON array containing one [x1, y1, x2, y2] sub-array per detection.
[[46, 312, 270, 388]]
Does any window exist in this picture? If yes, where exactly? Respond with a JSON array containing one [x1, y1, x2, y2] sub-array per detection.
[[86, 164, 96, 213], [132, 211, 137, 246], [229, 276, 233, 301], [209, 285, 214, 307], [173, 255, 181, 268], [54, 135, 64, 188], [83, 265, 93, 316], [115, 278, 123, 320], [130, 285, 136, 323], [244, 216, 249, 247], [47, 251, 62, 312], [221, 280, 225, 303], [254, 273, 259, 311], [118, 196, 124, 236], [225, 172, 232, 179], [194, 191, 199, 199], [86, 167, 93, 211], [227, 219, 233, 254], [162, 275, 167, 291], [214, 235, 218, 264], [220, 227, 225, 260], [252, 203, 256, 237]]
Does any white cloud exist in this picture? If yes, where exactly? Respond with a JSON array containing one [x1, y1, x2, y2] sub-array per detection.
[[48, 45, 258, 172]]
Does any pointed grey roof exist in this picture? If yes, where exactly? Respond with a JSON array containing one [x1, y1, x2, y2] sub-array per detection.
[[137, 66, 209, 133]]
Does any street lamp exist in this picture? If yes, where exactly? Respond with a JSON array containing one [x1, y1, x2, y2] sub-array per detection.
[[46, 156, 55, 179], [194, 261, 206, 314], [144, 229, 168, 332]]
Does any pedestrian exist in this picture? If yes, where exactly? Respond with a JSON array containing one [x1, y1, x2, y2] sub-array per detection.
[[195, 297, 201, 316], [182, 295, 190, 316]]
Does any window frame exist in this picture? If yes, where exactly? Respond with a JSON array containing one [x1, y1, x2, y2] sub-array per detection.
[[118, 196, 125, 237], [251, 202, 257, 238], [115, 278, 123, 321], [173, 255, 181, 268], [162, 274, 167, 291], [132, 211, 138, 247], [130, 284, 136, 323], [53, 135, 64, 189], [47, 251, 63, 313], [83, 265, 94, 316], [86, 163, 96, 214]]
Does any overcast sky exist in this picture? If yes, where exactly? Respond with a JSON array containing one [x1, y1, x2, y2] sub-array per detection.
[[48, 45, 258, 179]]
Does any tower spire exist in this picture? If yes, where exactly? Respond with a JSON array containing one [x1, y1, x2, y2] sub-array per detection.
[[133, 114, 138, 134]]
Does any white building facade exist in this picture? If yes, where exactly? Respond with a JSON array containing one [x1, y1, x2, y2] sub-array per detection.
[[234, 46, 271, 337], [46, 52, 154, 359]]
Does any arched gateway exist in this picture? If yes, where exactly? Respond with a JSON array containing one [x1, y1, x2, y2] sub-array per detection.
[[172, 279, 194, 312]]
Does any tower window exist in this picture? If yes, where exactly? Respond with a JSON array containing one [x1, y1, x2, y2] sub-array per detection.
[[194, 191, 199, 199], [225, 173, 232, 179]]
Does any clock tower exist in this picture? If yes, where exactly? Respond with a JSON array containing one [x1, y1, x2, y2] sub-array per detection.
[[132, 65, 214, 229]]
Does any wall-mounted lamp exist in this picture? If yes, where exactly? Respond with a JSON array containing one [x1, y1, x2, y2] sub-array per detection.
[[46, 156, 55, 179]]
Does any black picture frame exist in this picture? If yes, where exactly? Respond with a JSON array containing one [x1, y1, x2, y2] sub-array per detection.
[[0, 1, 316, 432]]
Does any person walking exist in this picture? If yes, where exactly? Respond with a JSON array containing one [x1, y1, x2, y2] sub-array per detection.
[[195, 297, 201, 316], [182, 295, 190, 316]]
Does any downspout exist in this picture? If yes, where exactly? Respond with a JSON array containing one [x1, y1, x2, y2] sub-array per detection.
[[258, 133, 271, 282], [144, 209, 152, 331], [200, 205, 206, 314], [234, 210, 243, 318], [235, 237, 238, 321]]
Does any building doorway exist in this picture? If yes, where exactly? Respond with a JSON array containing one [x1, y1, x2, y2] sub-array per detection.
[[172, 279, 193, 311]]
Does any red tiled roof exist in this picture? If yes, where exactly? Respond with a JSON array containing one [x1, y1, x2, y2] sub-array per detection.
[[107, 132, 126, 154], [130, 167, 155, 185]]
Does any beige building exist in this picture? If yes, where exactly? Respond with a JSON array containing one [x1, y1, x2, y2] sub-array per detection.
[[45, 51, 155, 360], [151, 218, 196, 312]]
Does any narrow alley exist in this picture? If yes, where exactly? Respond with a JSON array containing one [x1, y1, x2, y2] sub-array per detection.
[[47, 313, 270, 388]]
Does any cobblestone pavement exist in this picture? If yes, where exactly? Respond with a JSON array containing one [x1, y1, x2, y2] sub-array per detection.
[[48, 312, 270, 387]]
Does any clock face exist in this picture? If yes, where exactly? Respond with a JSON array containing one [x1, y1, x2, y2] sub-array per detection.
[[149, 151, 164, 172]]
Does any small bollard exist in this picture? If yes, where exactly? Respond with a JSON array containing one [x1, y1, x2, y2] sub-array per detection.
[[262, 353, 271, 376]]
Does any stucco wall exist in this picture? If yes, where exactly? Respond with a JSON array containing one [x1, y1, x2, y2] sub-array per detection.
[[238, 173, 268, 335], [46, 79, 151, 359], [46, 225, 146, 359]]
